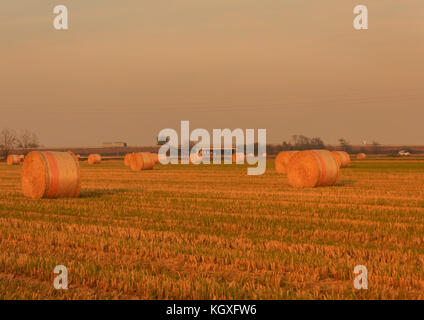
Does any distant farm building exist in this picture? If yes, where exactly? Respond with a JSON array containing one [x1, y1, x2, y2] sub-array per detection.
[[201, 147, 235, 157], [102, 142, 127, 148]]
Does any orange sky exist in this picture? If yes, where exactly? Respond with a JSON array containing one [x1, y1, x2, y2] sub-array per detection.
[[0, 0, 423, 147]]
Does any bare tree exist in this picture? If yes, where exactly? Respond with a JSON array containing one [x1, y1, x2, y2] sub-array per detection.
[[17, 129, 40, 150], [0, 128, 18, 160], [282, 135, 326, 150], [339, 138, 352, 153]]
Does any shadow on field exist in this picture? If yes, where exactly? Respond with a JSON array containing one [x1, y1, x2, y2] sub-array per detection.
[[79, 188, 132, 198], [336, 180, 355, 186]]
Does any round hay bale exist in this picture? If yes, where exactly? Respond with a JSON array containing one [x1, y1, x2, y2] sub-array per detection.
[[88, 154, 102, 164], [124, 153, 132, 166], [287, 150, 340, 188], [275, 151, 296, 174], [189, 152, 202, 164], [232, 152, 245, 163], [246, 153, 255, 162], [21, 151, 81, 199], [7, 155, 21, 165], [158, 153, 167, 163], [357, 153, 366, 160], [130, 152, 155, 171], [152, 153, 159, 164], [331, 151, 351, 168]]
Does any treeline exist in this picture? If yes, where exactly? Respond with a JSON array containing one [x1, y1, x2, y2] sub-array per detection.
[[0, 128, 40, 158], [265, 135, 326, 155]]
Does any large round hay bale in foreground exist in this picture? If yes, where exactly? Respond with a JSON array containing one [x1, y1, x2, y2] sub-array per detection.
[[357, 153, 366, 160], [124, 153, 132, 166], [7, 155, 21, 165], [287, 150, 340, 188], [275, 151, 297, 174], [130, 152, 155, 171], [88, 154, 102, 164], [21, 151, 81, 199], [331, 151, 351, 168]]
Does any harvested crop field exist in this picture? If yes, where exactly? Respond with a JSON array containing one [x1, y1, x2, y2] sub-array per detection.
[[0, 160, 424, 299]]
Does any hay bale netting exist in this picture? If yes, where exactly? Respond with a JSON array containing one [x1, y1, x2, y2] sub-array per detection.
[[21, 151, 81, 199], [331, 151, 351, 168], [232, 152, 245, 163], [7, 155, 21, 165], [275, 151, 297, 174], [130, 152, 155, 171], [357, 153, 367, 160], [124, 153, 132, 166], [88, 154, 102, 164], [287, 150, 340, 188]]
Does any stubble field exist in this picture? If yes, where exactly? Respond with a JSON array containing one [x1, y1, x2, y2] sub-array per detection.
[[0, 159, 424, 299]]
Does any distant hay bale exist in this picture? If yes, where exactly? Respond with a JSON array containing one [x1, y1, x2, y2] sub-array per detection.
[[275, 151, 296, 174], [75, 154, 81, 160], [189, 152, 202, 164], [124, 153, 132, 166], [331, 151, 351, 168], [152, 153, 159, 164], [7, 155, 21, 165], [232, 152, 245, 163], [88, 154, 102, 164], [287, 150, 340, 188], [357, 153, 367, 160], [130, 152, 155, 171], [158, 153, 167, 163], [21, 151, 81, 199], [246, 153, 255, 162]]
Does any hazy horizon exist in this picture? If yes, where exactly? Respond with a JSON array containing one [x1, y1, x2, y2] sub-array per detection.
[[1, 0, 423, 147]]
